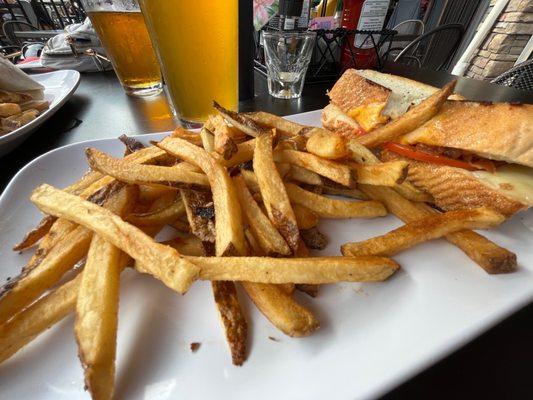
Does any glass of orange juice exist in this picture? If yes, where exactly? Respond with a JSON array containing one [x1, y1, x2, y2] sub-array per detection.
[[82, 0, 162, 97], [138, 0, 238, 128]]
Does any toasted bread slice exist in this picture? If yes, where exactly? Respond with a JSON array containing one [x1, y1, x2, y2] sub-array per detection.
[[321, 104, 363, 139], [382, 150, 527, 217], [402, 101, 533, 168]]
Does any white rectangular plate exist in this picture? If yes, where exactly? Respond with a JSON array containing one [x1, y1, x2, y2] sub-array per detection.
[[0, 70, 81, 156], [1, 110, 532, 400]]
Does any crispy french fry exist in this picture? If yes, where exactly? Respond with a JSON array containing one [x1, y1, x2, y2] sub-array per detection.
[[241, 169, 260, 193], [358, 80, 456, 148], [342, 208, 505, 256], [30, 184, 200, 293], [0, 274, 80, 363], [233, 174, 291, 256], [200, 127, 215, 152], [213, 101, 270, 137], [306, 128, 349, 159], [128, 197, 186, 228], [321, 187, 368, 200], [293, 239, 319, 297], [19, 100, 49, 113], [0, 103, 21, 117], [180, 189, 216, 243], [75, 235, 123, 400], [0, 90, 32, 103], [188, 255, 399, 283], [2, 109, 39, 130], [285, 183, 387, 219], [351, 161, 408, 186], [0, 185, 136, 324], [171, 127, 203, 145], [218, 139, 256, 168], [293, 204, 319, 230], [157, 137, 247, 256], [274, 149, 355, 188], [285, 164, 323, 186], [212, 115, 238, 160], [246, 111, 311, 137], [360, 184, 517, 273], [86, 148, 209, 189], [254, 132, 300, 252], [164, 236, 206, 256], [13, 215, 57, 251], [211, 281, 248, 365], [242, 283, 318, 337], [138, 185, 176, 204], [300, 227, 328, 250]]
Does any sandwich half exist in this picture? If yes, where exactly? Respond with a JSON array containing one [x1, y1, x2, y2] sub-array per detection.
[[323, 69, 533, 217]]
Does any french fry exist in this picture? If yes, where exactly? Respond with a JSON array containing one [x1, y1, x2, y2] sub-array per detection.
[[285, 164, 323, 186], [241, 283, 318, 337], [171, 127, 203, 145], [0, 274, 81, 364], [285, 183, 387, 219], [322, 187, 368, 200], [233, 174, 291, 256], [293, 204, 319, 230], [213, 101, 270, 137], [0, 185, 136, 324], [157, 137, 247, 256], [342, 208, 505, 256], [86, 148, 209, 189], [180, 189, 216, 243], [293, 239, 319, 297], [119, 134, 145, 155], [200, 127, 215, 152], [0, 90, 32, 103], [300, 227, 328, 250], [75, 235, 124, 400], [241, 169, 260, 193], [13, 215, 57, 251], [19, 100, 50, 113], [138, 185, 176, 204], [0, 103, 21, 117], [2, 109, 39, 130], [211, 115, 238, 159], [306, 128, 349, 159], [351, 161, 408, 186], [218, 139, 256, 168], [30, 184, 200, 293], [211, 281, 248, 366], [254, 132, 300, 252], [274, 149, 355, 188], [188, 255, 399, 284], [358, 80, 456, 148], [360, 184, 517, 273], [128, 197, 186, 228], [165, 236, 206, 256], [246, 111, 311, 137]]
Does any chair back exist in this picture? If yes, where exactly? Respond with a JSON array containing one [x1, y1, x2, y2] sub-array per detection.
[[2, 20, 38, 46], [490, 59, 533, 92], [394, 23, 464, 71]]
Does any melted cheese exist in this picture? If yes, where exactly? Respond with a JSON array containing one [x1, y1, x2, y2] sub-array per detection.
[[474, 164, 533, 206], [347, 102, 389, 132]]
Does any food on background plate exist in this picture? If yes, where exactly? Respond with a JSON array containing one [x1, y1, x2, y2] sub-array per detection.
[[1, 69, 526, 399]]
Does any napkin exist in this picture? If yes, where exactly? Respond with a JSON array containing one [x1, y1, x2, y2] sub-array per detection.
[[0, 56, 44, 99]]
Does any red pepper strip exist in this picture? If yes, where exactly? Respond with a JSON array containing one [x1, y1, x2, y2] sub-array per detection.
[[383, 142, 495, 173]]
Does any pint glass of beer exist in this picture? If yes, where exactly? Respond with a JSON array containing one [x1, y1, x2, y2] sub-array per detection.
[[138, 0, 238, 127], [82, 0, 162, 97]]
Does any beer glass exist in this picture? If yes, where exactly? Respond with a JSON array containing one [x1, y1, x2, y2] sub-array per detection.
[[138, 0, 239, 128], [82, 0, 162, 97]]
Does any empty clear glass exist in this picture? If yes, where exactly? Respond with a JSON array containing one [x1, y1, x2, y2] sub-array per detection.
[[262, 31, 316, 99]]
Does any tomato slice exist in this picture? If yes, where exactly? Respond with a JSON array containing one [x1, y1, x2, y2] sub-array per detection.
[[383, 142, 495, 172]]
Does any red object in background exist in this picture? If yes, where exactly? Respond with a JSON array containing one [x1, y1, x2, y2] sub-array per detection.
[[340, 0, 387, 70]]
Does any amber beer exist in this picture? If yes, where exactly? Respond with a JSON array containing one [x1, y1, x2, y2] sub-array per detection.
[[139, 0, 238, 126], [88, 11, 162, 96]]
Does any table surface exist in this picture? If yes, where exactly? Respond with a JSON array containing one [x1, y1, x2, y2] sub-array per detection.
[[1, 64, 532, 399]]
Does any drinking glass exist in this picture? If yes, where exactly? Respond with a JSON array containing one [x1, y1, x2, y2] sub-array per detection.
[[138, 0, 239, 128], [82, 0, 162, 97], [262, 31, 316, 99]]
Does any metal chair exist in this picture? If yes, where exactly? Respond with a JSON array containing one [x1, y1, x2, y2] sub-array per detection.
[[490, 59, 533, 92], [382, 19, 425, 61], [394, 23, 465, 71], [2, 20, 39, 46]]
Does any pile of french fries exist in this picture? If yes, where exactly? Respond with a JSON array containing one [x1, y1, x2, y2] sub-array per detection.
[[0, 90, 49, 135], [0, 99, 516, 399]]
